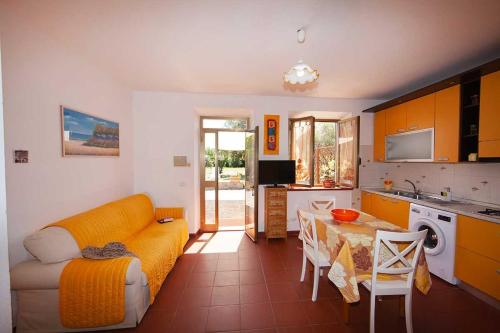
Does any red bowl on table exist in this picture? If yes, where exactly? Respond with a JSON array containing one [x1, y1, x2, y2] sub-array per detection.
[[331, 209, 360, 223]]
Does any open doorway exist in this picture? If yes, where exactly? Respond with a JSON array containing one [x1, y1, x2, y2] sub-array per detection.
[[199, 117, 258, 239]]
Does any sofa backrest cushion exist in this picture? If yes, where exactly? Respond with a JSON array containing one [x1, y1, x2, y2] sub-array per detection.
[[24, 226, 81, 264], [48, 194, 155, 250]]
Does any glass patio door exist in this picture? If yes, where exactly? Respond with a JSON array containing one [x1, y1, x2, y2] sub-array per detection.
[[244, 127, 259, 242], [199, 118, 257, 234]]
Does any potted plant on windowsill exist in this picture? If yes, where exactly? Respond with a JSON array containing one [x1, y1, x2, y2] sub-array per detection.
[[322, 168, 335, 188]]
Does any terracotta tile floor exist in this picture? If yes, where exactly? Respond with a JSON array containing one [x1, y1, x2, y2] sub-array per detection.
[[105, 232, 499, 333]]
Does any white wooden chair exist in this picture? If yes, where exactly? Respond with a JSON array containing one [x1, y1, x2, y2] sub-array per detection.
[[308, 197, 336, 212], [298, 197, 336, 240], [361, 229, 428, 333], [297, 209, 331, 302]]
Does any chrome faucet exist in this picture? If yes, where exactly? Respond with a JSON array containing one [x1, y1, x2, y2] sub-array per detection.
[[404, 179, 419, 194]]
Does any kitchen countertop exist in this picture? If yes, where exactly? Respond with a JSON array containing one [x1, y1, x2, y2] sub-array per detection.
[[361, 188, 500, 224]]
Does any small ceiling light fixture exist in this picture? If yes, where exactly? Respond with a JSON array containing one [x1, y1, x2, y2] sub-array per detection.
[[283, 28, 319, 85]]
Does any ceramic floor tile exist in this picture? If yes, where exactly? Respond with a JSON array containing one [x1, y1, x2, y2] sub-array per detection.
[[241, 302, 275, 330], [212, 285, 240, 305]]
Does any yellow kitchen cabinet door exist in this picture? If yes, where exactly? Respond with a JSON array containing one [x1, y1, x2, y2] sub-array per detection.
[[371, 194, 389, 221], [386, 104, 407, 135], [455, 247, 500, 300], [373, 110, 386, 162], [371, 194, 410, 229], [386, 197, 410, 229], [406, 94, 435, 131], [479, 70, 500, 158], [361, 191, 373, 215], [456, 215, 500, 262], [434, 85, 460, 162]]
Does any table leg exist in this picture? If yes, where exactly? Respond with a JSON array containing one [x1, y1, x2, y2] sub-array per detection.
[[342, 299, 350, 324], [399, 296, 405, 318]]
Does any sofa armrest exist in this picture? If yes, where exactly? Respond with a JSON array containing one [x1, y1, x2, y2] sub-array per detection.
[[10, 258, 143, 290], [155, 207, 184, 220]]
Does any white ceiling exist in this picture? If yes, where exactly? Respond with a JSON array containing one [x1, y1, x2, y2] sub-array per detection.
[[4, 0, 500, 99]]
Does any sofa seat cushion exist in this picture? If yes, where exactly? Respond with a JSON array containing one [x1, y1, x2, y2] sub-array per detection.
[[126, 218, 189, 303], [10, 258, 144, 290]]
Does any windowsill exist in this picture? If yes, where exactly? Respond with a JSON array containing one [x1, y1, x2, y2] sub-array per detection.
[[287, 185, 353, 192]]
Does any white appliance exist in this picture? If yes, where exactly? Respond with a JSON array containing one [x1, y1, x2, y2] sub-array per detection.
[[409, 203, 458, 284], [385, 128, 434, 162]]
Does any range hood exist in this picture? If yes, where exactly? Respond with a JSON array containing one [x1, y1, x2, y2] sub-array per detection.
[[385, 128, 434, 162]]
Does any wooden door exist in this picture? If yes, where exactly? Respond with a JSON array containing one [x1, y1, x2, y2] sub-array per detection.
[[479, 70, 500, 157], [406, 94, 435, 131], [373, 110, 386, 162], [435, 85, 460, 162], [244, 127, 259, 242], [360, 191, 373, 215], [386, 104, 406, 135]]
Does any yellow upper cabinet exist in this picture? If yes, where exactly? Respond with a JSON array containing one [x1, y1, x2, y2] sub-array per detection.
[[406, 94, 435, 131], [386, 104, 406, 135], [434, 85, 460, 162], [373, 110, 386, 162], [479, 70, 500, 158]]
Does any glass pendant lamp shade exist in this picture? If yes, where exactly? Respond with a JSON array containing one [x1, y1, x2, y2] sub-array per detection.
[[284, 60, 319, 85]]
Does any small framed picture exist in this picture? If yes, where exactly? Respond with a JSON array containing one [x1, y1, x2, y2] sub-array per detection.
[[14, 150, 29, 163]]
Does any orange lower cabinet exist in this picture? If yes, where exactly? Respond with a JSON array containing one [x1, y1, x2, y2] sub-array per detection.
[[455, 246, 500, 300], [370, 194, 409, 229], [361, 191, 373, 215], [456, 215, 500, 262], [386, 198, 410, 229]]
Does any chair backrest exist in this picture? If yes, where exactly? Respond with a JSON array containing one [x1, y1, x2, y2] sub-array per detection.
[[308, 197, 336, 211], [297, 209, 319, 254], [371, 229, 428, 290]]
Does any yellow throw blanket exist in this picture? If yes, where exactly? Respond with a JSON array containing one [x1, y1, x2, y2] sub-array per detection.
[[59, 257, 133, 328]]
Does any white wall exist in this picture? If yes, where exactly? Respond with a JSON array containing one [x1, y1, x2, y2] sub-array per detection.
[[0, 41, 12, 333], [133, 91, 380, 233], [0, 7, 134, 267]]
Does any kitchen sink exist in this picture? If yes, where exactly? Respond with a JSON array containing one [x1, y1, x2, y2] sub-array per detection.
[[383, 190, 458, 204]]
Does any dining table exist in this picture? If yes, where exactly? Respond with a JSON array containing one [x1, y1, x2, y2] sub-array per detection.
[[310, 209, 432, 322]]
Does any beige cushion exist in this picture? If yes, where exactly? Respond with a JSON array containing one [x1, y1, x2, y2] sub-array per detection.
[[23, 227, 81, 264], [10, 258, 144, 290]]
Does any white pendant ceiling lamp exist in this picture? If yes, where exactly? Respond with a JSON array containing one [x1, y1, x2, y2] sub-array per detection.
[[284, 28, 319, 85]]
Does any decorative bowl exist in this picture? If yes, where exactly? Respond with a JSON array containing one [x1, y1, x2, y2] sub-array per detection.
[[331, 209, 360, 223]]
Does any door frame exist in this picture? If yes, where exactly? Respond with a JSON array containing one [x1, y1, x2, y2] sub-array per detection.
[[199, 116, 250, 232]]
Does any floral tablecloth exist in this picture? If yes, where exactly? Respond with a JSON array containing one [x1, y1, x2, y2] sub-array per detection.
[[313, 210, 432, 303]]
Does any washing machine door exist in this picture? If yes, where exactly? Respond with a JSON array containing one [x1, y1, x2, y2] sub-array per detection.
[[413, 218, 446, 256]]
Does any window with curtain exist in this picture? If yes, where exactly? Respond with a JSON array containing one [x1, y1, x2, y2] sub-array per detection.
[[289, 116, 359, 188]]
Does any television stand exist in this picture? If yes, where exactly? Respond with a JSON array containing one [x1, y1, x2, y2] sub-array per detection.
[[264, 186, 287, 239]]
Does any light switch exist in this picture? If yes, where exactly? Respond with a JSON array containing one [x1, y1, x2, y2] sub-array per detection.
[[173, 155, 190, 167]]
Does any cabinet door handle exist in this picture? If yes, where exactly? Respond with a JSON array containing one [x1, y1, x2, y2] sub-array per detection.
[[397, 128, 405, 133], [437, 157, 449, 161], [408, 126, 417, 130]]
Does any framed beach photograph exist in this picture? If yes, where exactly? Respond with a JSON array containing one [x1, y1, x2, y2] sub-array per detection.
[[61, 106, 120, 156]]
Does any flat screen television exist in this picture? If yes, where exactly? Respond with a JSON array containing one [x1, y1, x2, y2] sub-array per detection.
[[258, 160, 296, 186]]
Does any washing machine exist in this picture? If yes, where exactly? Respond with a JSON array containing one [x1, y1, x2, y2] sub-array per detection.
[[409, 203, 458, 284]]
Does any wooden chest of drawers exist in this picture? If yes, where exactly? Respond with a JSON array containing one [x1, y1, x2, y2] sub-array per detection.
[[264, 186, 287, 239]]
